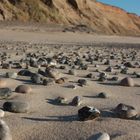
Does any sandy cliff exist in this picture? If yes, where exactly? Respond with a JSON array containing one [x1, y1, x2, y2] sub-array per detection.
[[0, 0, 140, 36]]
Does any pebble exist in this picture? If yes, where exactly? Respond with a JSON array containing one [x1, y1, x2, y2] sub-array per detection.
[[120, 77, 135, 87], [3, 101, 29, 113], [90, 132, 110, 140], [70, 96, 81, 106], [15, 85, 32, 94], [97, 92, 108, 98], [0, 109, 5, 117], [114, 103, 138, 119], [0, 88, 13, 99], [0, 120, 12, 140], [0, 79, 7, 88], [78, 106, 100, 121], [5, 72, 17, 79], [31, 73, 42, 84], [55, 78, 65, 84], [18, 69, 32, 76], [55, 97, 66, 104], [78, 79, 87, 86]]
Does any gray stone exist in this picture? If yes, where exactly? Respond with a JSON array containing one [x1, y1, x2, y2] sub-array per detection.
[[5, 72, 17, 79], [31, 73, 42, 84], [0, 88, 13, 99], [114, 103, 138, 119], [3, 101, 29, 113], [89, 132, 110, 140], [0, 120, 12, 140]]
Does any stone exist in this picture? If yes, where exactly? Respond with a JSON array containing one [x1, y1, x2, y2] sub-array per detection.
[[18, 69, 32, 76], [120, 67, 128, 74], [104, 59, 110, 65], [66, 84, 77, 89], [0, 120, 12, 140], [45, 67, 61, 79], [78, 106, 100, 121], [5, 72, 17, 79], [105, 66, 113, 72], [120, 77, 135, 87], [0, 79, 7, 88], [114, 103, 138, 119], [99, 72, 107, 78], [0, 88, 13, 99], [59, 66, 66, 69], [55, 97, 66, 104], [68, 69, 76, 75], [110, 77, 118, 81], [98, 72, 107, 81], [15, 85, 32, 94], [55, 78, 65, 84], [31, 73, 42, 84], [3, 101, 29, 113], [90, 132, 110, 140], [70, 96, 81, 106], [86, 73, 93, 78], [2, 63, 11, 69], [97, 92, 108, 98], [78, 79, 87, 86], [124, 62, 135, 68], [0, 109, 5, 117], [43, 78, 54, 86], [79, 64, 88, 70]]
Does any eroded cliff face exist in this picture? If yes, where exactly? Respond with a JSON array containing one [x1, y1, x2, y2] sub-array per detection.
[[0, 0, 140, 36]]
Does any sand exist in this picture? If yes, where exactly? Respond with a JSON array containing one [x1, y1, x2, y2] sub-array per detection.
[[0, 26, 140, 140]]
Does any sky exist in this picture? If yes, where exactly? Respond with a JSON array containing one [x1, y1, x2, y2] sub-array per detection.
[[97, 0, 140, 15]]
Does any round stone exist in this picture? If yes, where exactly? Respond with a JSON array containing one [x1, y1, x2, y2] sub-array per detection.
[[15, 85, 32, 94], [114, 103, 138, 119], [45, 68, 61, 79], [0, 120, 12, 140], [43, 78, 54, 86], [78, 79, 87, 86], [0, 79, 7, 88], [6, 72, 17, 79], [18, 69, 32, 76], [0, 109, 5, 117], [68, 69, 76, 75], [91, 132, 110, 140], [120, 77, 135, 87], [3, 101, 29, 113], [97, 92, 108, 98], [0, 88, 13, 99]]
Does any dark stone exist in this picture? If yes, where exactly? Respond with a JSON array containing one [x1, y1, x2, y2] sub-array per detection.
[[78, 106, 100, 121], [18, 69, 32, 76], [78, 79, 87, 86]]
